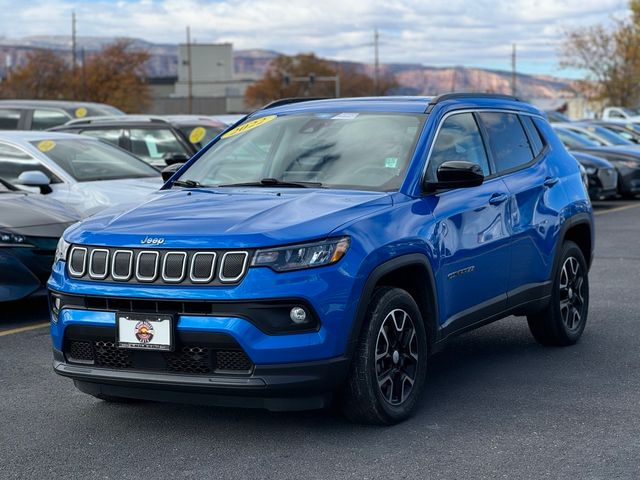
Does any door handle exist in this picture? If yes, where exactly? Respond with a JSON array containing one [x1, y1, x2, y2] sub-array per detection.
[[489, 192, 508, 205], [544, 176, 559, 188]]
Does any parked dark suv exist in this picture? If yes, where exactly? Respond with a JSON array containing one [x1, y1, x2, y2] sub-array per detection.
[[0, 100, 123, 131], [50, 115, 197, 168], [49, 94, 594, 424]]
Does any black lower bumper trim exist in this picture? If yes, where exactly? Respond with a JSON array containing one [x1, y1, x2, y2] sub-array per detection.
[[53, 349, 351, 411]]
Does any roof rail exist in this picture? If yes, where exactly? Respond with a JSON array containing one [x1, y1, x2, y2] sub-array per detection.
[[426, 92, 521, 113], [64, 115, 169, 126], [261, 97, 329, 110]]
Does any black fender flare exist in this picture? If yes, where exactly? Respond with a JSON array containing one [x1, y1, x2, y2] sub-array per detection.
[[345, 253, 439, 358], [551, 212, 594, 282]]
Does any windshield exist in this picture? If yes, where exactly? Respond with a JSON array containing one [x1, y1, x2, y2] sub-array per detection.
[[177, 112, 425, 191], [622, 108, 640, 116], [178, 125, 225, 149], [30, 139, 159, 182], [555, 128, 600, 148], [583, 125, 634, 146]]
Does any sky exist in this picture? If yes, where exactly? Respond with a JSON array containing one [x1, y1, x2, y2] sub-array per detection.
[[0, 0, 631, 77]]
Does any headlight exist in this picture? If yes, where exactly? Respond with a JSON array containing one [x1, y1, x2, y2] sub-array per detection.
[[54, 237, 70, 263], [584, 166, 596, 175], [0, 231, 29, 247], [252, 237, 350, 272]]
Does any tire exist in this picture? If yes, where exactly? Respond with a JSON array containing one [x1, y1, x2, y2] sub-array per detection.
[[527, 241, 589, 346], [340, 287, 428, 425]]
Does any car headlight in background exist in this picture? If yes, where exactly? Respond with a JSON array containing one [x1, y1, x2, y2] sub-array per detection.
[[252, 237, 350, 272], [54, 237, 70, 263], [0, 231, 30, 247], [584, 166, 597, 175]]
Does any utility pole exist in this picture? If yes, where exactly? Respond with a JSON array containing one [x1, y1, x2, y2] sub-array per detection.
[[81, 47, 87, 100], [71, 11, 77, 97], [451, 68, 457, 92], [186, 26, 193, 114], [511, 43, 516, 96], [71, 12, 77, 67], [373, 28, 380, 95]]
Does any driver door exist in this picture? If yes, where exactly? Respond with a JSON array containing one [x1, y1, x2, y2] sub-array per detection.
[[423, 112, 512, 335]]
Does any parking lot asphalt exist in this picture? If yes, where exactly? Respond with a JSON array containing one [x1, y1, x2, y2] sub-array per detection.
[[1, 200, 640, 480]]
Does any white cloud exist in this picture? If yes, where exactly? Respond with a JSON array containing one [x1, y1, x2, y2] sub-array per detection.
[[0, 0, 630, 74]]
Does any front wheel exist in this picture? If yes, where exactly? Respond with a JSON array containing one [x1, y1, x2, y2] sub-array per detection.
[[527, 241, 589, 346], [341, 287, 428, 425]]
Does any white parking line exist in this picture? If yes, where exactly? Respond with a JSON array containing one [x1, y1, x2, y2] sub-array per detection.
[[0, 323, 49, 337], [594, 203, 640, 216]]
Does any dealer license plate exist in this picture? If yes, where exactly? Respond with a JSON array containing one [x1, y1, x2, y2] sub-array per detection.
[[117, 313, 173, 351]]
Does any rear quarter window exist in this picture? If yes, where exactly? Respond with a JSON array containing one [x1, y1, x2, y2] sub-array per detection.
[[478, 112, 535, 173]]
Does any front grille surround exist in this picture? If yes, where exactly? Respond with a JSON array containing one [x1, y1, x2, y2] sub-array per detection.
[[68, 245, 250, 286]]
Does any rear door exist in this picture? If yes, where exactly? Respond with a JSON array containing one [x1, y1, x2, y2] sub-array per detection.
[[477, 111, 562, 305], [424, 112, 512, 334]]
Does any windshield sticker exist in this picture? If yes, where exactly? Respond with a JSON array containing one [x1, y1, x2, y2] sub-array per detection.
[[37, 140, 56, 152], [384, 157, 399, 168], [221, 115, 276, 139], [331, 112, 359, 120], [75, 107, 88, 118], [189, 126, 206, 144]]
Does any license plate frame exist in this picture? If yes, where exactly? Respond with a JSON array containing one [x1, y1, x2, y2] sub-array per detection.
[[116, 312, 174, 352]]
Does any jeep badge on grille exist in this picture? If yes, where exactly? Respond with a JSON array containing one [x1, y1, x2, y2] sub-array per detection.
[[141, 237, 165, 245]]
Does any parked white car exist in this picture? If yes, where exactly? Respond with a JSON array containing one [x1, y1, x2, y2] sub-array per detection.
[[0, 131, 163, 217], [601, 107, 640, 122]]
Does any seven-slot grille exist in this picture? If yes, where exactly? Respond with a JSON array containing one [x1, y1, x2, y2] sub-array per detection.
[[68, 245, 250, 286]]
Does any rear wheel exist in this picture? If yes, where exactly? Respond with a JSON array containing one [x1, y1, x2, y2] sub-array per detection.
[[341, 287, 428, 425], [527, 241, 589, 346]]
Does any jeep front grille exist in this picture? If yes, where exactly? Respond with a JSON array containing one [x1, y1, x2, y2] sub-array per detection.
[[67, 246, 249, 286]]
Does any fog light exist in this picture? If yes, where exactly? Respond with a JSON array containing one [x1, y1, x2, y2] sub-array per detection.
[[290, 306, 307, 324]]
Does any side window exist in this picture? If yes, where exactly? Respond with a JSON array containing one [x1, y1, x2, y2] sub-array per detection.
[[31, 109, 70, 130], [478, 112, 534, 172], [427, 113, 490, 180], [520, 115, 545, 156], [129, 128, 188, 162], [609, 110, 624, 119], [0, 109, 22, 129], [80, 128, 122, 147], [0, 143, 59, 184]]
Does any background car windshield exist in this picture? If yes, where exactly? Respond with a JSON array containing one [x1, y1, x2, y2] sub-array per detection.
[[555, 128, 600, 148], [587, 125, 634, 145], [178, 126, 224, 149], [30, 139, 158, 182], [179, 112, 424, 191]]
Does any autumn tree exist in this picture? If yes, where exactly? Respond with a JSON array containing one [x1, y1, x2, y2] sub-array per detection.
[[561, 0, 640, 106], [80, 39, 151, 112], [0, 49, 72, 99], [245, 53, 398, 108]]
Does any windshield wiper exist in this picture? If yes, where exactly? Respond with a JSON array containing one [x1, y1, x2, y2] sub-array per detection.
[[219, 178, 324, 188], [172, 179, 207, 188]]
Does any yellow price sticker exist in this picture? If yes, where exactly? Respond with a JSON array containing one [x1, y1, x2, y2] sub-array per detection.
[[75, 107, 88, 118], [37, 140, 56, 152], [221, 115, 276, 139], [189, 126, 206, 144]]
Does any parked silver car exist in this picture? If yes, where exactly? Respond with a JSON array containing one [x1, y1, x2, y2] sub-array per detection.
[[0, 131, 163, 217]]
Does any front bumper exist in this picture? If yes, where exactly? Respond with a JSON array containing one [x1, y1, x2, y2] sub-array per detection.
[[53, 347, 350, 411]]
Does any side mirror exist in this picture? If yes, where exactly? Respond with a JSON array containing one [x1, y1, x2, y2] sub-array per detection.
[[424, 160, 484, 192], [161, 163, 184, 182], [163, 152, 190, 165], [17, 170, 52, 194]]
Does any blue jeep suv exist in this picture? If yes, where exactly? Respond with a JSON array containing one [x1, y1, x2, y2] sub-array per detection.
[[48, 94, 594, 424]]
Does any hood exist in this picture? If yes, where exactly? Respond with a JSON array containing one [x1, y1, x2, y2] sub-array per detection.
[[0, 191, 79, 236], [66, 188, 393, 248], [570, 151, 614, 168], [71, 177, 163, 217]]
